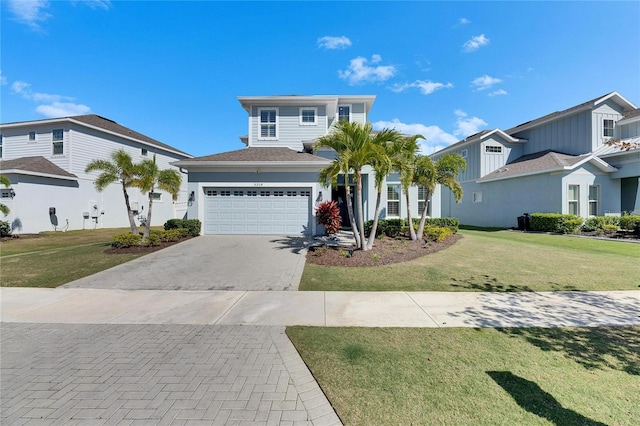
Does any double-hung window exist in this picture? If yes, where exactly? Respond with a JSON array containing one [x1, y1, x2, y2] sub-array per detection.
[[259, 108, 278, 139], [299, 107, 317, 125], [29, 131, 37, 142], [52, 129, 64, 155], [418, 186, 428, 213], [568, 184, 580, 215], [588, 185, 599, 216], [603, 119, 614, 138], [338, 105, 351, 123], [387, 184, 400, 217]]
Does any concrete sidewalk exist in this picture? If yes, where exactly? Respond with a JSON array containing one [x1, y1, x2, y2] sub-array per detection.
[[3, 288, 639, 328]]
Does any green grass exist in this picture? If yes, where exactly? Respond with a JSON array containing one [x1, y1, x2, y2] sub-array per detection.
[[0, 228, 145, 288], [287, 326, 640, 426], [300, 229, 640, 292]]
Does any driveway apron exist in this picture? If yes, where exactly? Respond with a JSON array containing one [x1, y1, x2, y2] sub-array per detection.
[[62, 235, 308, 291]]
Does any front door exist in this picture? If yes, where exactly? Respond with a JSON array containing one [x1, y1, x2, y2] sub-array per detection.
[[332, 185, 355, 229]]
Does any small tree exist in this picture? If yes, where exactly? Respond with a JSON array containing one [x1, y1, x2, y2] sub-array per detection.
[[316, 200, 342, 235], [86, 149, 140, 234], [132, 154, 182, 243], [0, 175, 11, 217]]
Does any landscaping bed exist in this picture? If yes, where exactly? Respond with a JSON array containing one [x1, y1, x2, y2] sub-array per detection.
[[306, 233, 462, 267], [104, 236, 193, 254]]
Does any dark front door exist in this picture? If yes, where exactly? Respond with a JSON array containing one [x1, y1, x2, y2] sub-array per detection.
[[332, 185, 355, 229]]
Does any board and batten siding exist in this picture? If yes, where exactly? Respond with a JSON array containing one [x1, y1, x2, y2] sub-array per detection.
[[592, 101, 625, 150], [250, 105, 328, 149], [514, 110, 592, 156], [619, 120, 640, 139]]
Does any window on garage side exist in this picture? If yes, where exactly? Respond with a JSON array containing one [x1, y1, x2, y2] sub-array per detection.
[[387, 184, 400, 217], [259, 108, 278, 139], [568, 184, 580, 215]]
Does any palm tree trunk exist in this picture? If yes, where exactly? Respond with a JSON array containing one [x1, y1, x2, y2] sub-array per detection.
[[122, 183, 138, 234], [416, 190, 431, 240], [405, 191, 417, 240], [366, 188, 383, 250], [355, 170, 367, 251], [142, 192, 153, 243], [344, 179, 361, 249]]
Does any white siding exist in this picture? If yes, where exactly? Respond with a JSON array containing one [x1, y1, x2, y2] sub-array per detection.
[[250, 105, 329, 149]]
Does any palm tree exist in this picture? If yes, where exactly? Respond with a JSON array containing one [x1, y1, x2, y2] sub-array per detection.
[[85, 149, 139, 234], [393, 137, 422, 240], [132, 154, 182, 243], [316, 121, 406, 250], [0, 175, 11, 216], [415, 153, 466, 240]]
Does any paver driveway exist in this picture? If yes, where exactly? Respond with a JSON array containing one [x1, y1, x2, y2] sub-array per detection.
[[63, 235, 308, 291]]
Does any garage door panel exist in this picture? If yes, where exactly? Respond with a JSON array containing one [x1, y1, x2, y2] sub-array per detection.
[[204, 187, 311, 235]]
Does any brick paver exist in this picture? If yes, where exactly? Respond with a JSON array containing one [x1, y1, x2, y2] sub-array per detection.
[[1, 323, 341, 425]]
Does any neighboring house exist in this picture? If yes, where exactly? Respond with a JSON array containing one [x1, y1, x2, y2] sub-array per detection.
[[430, 92, 640, 228], [0, 115, 192, 234], [174, 95, 428, 235]]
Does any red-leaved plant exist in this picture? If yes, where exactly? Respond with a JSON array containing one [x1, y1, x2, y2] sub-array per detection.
[[316, 200, 342, 235]]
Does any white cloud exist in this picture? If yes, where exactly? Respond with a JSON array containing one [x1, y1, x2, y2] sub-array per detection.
[[453, 110, 488, 137], [7, 0, 51, 30], [372, 119, 459, 154], [488, 89, 508, 97], [471, 74, 502, 91], [462, 34, 490, 52], [338, 55, 396, 85], [36, 102, 91, 117], [317, 36, 352, 50], [80, 0, 111, 11], [391, 80, 454, 95], [459, 18, 471, 25], [10, 79, 91, 117]]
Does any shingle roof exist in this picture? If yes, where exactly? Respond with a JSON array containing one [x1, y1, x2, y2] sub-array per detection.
[[0, 156, 78, 179], [180, 147, 330, 163], [478, 150, 589, 182]]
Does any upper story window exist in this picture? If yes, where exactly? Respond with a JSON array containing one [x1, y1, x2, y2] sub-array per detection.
[[141, 148, 148, 156], [52, 128, 64, 155], [603, 119, 614, 137], [259, 108, 278, 139], [338, 105, 351, 123], [29, 131, 37, 142], [0, 134, 3, 159], [460, 149, 468, 158], [485, 145, 502, 154], [299, 107, 317, 125]]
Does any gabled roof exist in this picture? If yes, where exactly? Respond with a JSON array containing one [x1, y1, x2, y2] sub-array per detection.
[[0, 156, 78, 181], [616, 108, 640, 126], [506, 91, 637, 134], [478, 150, 617, 183], [0, 114, 192, 158], [431, 128, 526, 157], [172, 147, 331, 168]]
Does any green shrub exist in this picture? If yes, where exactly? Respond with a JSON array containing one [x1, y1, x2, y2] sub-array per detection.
[[316, 200, 342, 235], [602, 224, 620, 235], [143, 232, 161, 246], [424, 225, 452, 242], [413, 217, 459, 233], [0, 220, 11, 237], [164, 218, 201, 237], [530, 213, 583, 234], [619, 215, 640, 233], [381, 219, 404, 237], [112, 233, 142, 248], [582, 216, 620, 232]]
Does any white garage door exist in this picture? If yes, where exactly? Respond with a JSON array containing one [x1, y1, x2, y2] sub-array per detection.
[[204, 187, 312, 235]]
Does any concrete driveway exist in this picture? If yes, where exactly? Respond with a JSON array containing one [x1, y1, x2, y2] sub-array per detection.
[[62, 235, 309, 291]]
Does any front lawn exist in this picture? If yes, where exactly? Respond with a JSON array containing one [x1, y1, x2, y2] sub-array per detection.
[[1, 229, 145, 288], [287, 326, 640, 425], [300, 229, 640, 292]]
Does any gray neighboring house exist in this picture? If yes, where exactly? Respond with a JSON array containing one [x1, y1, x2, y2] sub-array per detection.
[[175, 95, 432, 236], [430, 91, 640, 228], [0, 115, 192, 234]]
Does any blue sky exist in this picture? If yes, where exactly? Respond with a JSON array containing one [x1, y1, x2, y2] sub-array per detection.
[[2, 1, 639, 157]]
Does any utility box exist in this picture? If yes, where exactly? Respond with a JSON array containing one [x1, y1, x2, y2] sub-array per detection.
[[89, 202, 99, 218]]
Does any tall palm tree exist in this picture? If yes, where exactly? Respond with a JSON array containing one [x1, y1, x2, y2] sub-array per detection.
[[393, 137, 421, 240], [316, 121, 405, 250], [414, 153, 466, 240], [132, 154, 182, 243], [85, 149, 139, 234], [0, 175, 11, 216]]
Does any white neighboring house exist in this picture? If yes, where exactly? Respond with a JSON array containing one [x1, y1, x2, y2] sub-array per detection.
[[430, 92, 640, 227], [0, 115, 192, 234], [173, 95, 430, 236]]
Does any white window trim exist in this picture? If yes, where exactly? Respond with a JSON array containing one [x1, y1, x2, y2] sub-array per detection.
[[588, 185, 599, 217], [338, 104, 352, 123], [473, 191, 483, 203], [299, 107, 317, 126], [567, 184, 580, 215], [460, 149, 468, 158], [485, 145, 502, 154], [258, 107, 278, 140], [603, 119, 614, 138], [28, 131, 37, 143], [387, 184, 401, 217], [52, 128, 64, 156], [150, 192, 162, 202]]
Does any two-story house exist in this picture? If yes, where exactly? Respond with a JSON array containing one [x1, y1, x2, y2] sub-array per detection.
[[430, 92, 640, 228], [175, 95, 426, 236], [0, 115, 192, 234]]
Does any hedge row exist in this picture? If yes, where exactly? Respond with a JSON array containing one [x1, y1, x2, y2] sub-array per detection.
[[529, 213, 640, 235], [364, 218, 459, 238], [164, 219, 202, 237]]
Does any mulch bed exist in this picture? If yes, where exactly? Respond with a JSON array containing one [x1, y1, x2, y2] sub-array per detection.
[[306, 233, 462, 267], [104, 237, 193, 254]]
